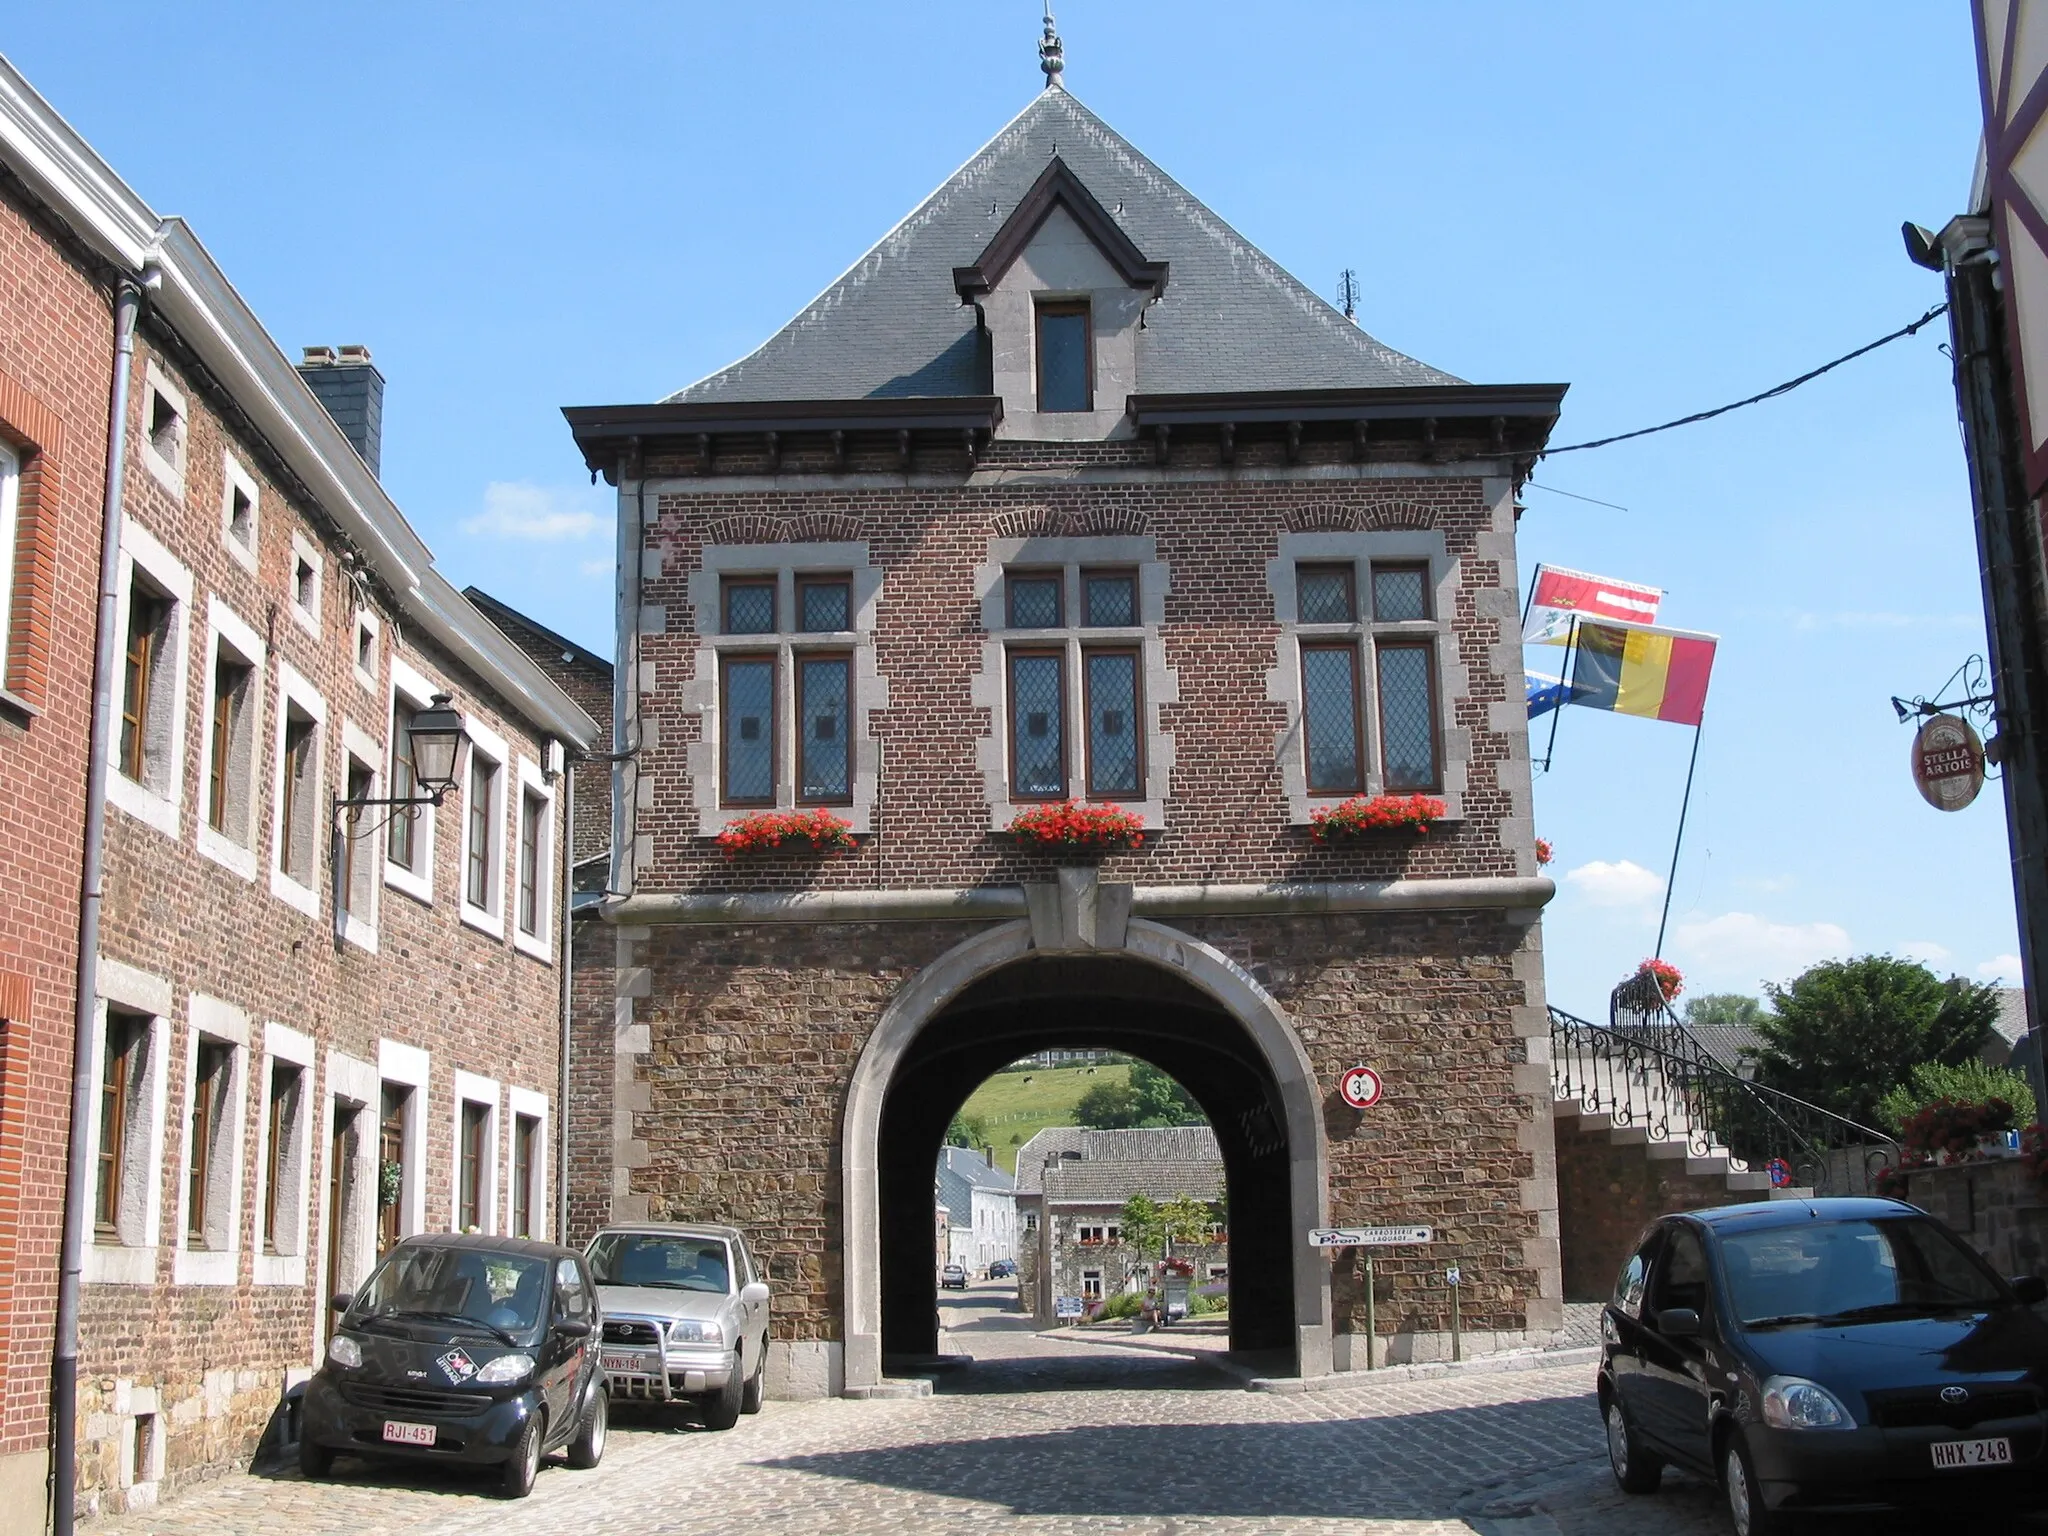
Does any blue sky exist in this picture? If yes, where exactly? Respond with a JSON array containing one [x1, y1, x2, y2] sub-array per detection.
[[6, 4, 2011, 1014]]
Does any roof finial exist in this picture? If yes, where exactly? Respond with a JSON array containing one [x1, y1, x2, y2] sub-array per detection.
[[1040, 2, 1065, 90]]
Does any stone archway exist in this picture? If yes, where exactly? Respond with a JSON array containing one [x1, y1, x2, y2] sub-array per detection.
[[840, 904, 1330, 1391]]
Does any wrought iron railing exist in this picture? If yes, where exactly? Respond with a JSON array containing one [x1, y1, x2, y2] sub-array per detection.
[[1550, 999, 1899, 1197]]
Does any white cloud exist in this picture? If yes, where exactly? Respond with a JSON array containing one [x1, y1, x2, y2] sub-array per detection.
[[1978, 954, 2023, 982], [462, 481, 606, 542], [1670, 911, 1851, 992], [1562, 859, 1664, 911], [579, 558, 612, 578], [1898, 941, 1952, 966]]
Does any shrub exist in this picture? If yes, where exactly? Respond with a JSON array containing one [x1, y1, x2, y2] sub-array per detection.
[[1096, 1291, 1143, 1320], [1877, 1059, 2035, 1133], [1898, 1097, 2020, 1161], [1188, 1288, 1224, 1316]]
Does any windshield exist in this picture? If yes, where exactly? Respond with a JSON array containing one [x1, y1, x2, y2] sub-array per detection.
[[352, 1246, 549, 1335], [1722, 1218, 2007, 1327], [587, 1233, 732, 1294]]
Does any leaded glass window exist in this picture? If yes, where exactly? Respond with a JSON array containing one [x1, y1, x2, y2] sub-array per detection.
[[1372, 563, 1428, 623], [1083, 571, 1136, 628], [1036, 302, 1092, 413], [1008, 651, 1066, 798], [1376, 641, 1439, 790], [798, 655, 852, 803], [1297, 565, 1355, 625], [799, 577, 851, 633], [720, 655, 775, 803], [1301, 643, 1363, 793], [1085, 650, 1140, 797], [722, 579, 776, 635], [1007, 574, 1062, 629]]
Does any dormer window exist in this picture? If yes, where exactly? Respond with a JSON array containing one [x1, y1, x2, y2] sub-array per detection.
[[1035, 300, 1093, 413]]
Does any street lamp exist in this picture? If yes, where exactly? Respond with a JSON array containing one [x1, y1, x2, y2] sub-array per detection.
[[331, 692, 470, 948]]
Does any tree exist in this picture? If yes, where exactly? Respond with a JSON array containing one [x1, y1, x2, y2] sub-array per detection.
[[1075, 1064, 1205, 1129], [1075, 1080, 1142, 1129], [1751, 955, 1999, 1127], [1119, 1194, 1163, 1255], [1160, 1195, 1213, 1249], [1683, 993, 1767, 1031], [944, 1111, 988, 1149]]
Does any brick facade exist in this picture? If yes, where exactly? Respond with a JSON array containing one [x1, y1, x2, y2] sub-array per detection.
[[0, 178, 112, 1522]]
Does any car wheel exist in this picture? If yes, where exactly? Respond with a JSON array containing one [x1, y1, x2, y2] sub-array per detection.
[[501, 1416, 542, 1499], [298, 1433, 334, 1481], [701, 1365, 743, 1431], [1723, 1431, 1780, 1536], [740, 1341, 766, 1415], [1604, 1399, 1661, 1494], [566, 1386, 608, 1470]]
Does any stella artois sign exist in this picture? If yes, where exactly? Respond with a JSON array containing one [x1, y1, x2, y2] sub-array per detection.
[[1912, 713, 1987, 811]]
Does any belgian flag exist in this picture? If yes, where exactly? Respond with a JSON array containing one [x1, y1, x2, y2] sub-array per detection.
[[1568, 619, 1716, 726]]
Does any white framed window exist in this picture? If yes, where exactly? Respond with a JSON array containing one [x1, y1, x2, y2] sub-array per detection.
[[452, 1071, 500, 1234], [1081, 1269, 1103, 1300], [972, 536, 1176, 831], [139, 361, 186, 499], [337, 719, 384, 953], [382, 656, 439, 906], [458, 718, 508, 937], [106, 515, 193, 839], [512, 757, 555, 962], [377, 1039, 430, 1242], [171, 995, 248, 1287], [1266, 531, 1467, 825], [505, 1086, 549, 1240], [194, 597, 266, 882], [316, 1049, 380, 1345], [252, 1022, 315, 1287], [686, 542, 889, 837], [0, 441, 19, 666], [85, 959, 172, 1286], [351, 608, 381, 693], [219, 451, 259, 573], [288, 531, 323, 640], [268, 661, 325, 918]]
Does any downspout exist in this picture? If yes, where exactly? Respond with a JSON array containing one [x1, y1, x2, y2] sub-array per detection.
[[557, 758, 574, 1244], [54, 266, 153, 1536], [610, 440, 644, 899]]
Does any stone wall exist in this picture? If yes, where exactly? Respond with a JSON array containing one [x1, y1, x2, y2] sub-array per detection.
[[1900, 1158, 2048, 1280], [1552, 1114, 1755, 1302]]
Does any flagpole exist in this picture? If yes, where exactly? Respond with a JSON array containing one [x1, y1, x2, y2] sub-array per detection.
[[1520, 562, 1543, 628], [1541, 616, 1578, 773], [1654, 714, 1705, 960]]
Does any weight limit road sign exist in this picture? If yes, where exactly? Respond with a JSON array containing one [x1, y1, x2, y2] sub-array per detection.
[[1338, 1066, 1383, 1109], [1308, 1225, 1433, 1248]]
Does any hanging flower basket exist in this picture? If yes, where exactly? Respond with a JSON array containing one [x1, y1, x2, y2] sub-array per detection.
[[715, 808, 856, 857], [1636, 957, 1684, 1004], [1007, 801, 1145, 851], [1535, 837, 1554, 867], [1309, 794, 1447, 844]]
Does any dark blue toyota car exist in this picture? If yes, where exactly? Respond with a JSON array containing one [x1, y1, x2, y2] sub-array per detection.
[[1599, 1197, 2048, 1534], [300, 1233, 609, 1497]]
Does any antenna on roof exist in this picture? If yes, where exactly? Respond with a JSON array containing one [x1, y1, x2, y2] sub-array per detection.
[[1338, 269, 1360, 323], [1040, 2, 1065, 90]]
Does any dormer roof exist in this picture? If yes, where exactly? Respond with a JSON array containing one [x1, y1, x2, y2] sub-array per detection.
[[671, 87, 1458, 405], [951, 155, 1167, 302]]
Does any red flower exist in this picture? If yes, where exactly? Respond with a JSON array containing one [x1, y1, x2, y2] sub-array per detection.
[[1535, 837, 1554, 867], [714, 808, 855, 857], [1309, 794, 1448, 844], [1008, 801, 1145, 848], [1637, 957, 1684, 1003]]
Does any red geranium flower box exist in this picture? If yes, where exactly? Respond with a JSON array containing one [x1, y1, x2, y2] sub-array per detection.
[[714, 808, 855, 857], [1308, 793, 1447, 844], [1008, 801, 1145, 850], [1637, 957, 1684, 1004]]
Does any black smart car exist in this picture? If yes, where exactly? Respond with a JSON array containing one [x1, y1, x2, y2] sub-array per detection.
[[300, 1234, 610, 1498], [1600, 1197, 2048, 1534]]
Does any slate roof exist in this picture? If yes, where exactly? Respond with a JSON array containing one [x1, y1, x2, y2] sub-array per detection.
[[1013, 1125, 1221, 1198], [1044, 1157, 1224, 1206], [935, 1145, 1015, 1229], [672, 86, 1457, 405]]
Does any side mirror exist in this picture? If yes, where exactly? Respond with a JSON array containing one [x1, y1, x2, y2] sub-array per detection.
[[2011, 1275, 2048, 1306], [741, 1282, 770, 1307], [328, 1292, 352, 1312], [1657, 1307, 1702, 1338], [556, 1318, 592, 1338]]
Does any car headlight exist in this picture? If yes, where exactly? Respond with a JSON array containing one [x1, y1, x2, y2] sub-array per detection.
[[667, 1318, 723, 1346], [473, 1353, 535, 1386], [325, 1334, 362, 1370], [1760, 1375, 1854, 1430]]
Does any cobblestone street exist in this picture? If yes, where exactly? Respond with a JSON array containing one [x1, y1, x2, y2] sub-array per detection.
[[89, 1284, 2038, 1536]]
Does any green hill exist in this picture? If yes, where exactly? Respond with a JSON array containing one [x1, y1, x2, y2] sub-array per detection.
[[953, 1064, 1130, 1175]]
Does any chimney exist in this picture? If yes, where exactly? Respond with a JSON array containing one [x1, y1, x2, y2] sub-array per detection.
[[297, 344, 385, 478]]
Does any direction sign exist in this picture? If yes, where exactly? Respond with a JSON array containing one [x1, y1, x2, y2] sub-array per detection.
[[1338, 1066, 1384, 1110], [1308, 1225, 1433, 1248], [1054, 1295, 1085, 1318]]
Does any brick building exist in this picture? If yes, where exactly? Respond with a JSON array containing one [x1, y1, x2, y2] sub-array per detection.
[[0, 58, 596, 1526], [564, 44, 1565, 1398]]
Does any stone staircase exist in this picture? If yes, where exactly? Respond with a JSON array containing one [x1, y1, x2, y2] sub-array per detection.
[[1550, 1048, 1801, 1200]]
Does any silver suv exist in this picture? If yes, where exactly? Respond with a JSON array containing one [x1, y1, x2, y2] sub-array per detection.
[[585, 1223, 769, 1429]]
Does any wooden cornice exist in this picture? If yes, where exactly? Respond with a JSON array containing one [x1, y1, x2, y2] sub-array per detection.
[[952, 157, 1168, 302]]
